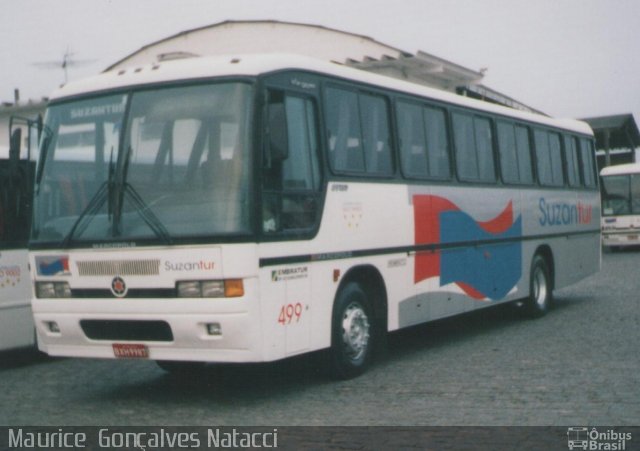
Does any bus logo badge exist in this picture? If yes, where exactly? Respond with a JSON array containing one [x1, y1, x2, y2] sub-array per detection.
[[111, 276, 128, 298]]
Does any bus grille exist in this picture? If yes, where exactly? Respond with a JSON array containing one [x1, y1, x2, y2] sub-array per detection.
[[76, 259, 161, 276], [80, 320, 173, 342]]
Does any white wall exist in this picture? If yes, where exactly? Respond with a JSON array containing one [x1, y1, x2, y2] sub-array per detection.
[[107, 22, 405, 71]]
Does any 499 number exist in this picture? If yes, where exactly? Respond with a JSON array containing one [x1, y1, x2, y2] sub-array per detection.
[[278, 303, 303, 325]]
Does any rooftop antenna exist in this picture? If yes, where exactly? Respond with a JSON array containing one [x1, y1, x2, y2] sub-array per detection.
[[33, 47, 96, 84]]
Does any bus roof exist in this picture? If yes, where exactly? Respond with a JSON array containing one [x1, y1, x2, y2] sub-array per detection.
[[50, 53, 593, 136], [600, 162, 640, 176]]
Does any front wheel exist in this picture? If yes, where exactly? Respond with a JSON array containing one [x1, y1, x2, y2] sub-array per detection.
[[326, 282, 375, 379], [525, 255, 552, 318]]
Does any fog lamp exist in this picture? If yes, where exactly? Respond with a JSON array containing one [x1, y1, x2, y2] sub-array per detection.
[[206, 323, 222, 336]]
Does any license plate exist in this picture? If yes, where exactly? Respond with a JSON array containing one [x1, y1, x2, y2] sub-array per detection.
[[113, 343, 149, 359]]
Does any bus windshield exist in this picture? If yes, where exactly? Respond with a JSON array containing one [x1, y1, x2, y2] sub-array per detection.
[[31, 82, 254, 246], [601, 173, 640, 216]]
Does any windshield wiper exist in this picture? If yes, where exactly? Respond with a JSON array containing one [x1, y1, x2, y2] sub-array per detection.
[[121, 182, 173, 244], [60, 181, 109, 248], [114, 146, 171, 244], [60, 148, 116, 248], [63, 144, 172, 246]]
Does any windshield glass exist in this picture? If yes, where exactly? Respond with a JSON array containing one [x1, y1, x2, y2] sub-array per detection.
[[600, 174, 640, 216], [31, 82, 254, 246]]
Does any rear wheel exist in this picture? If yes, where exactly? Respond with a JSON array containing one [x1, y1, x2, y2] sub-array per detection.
[[525, 255, 552, 318], [326, 282, 375, 379]]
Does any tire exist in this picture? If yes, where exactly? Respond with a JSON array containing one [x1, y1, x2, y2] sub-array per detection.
[[525, 254, 552, 318], [156, 360, 206, 375], [326, 282, 375, 379]]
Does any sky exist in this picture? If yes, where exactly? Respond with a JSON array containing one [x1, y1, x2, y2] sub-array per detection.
[[2, 0, 640, 126]]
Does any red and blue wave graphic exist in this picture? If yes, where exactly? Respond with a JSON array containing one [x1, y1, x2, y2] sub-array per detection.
[[414, 195, 522, 301], [36, 256, 70, 276]]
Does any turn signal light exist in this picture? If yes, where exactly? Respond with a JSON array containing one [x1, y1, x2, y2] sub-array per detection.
[[177, 279, 244, 298], [224, 279, 244, 297]]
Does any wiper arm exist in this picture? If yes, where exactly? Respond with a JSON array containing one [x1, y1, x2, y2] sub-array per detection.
[[60, 181, 109, 248], [122, 182, 173, 244], [112, 145, 171, 244], [60, 146, 116, 248]]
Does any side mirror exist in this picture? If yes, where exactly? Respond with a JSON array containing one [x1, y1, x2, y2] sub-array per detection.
[[9, 128, 22, 163], [36, 114, 43, 142], [267, 102, 289, 162]]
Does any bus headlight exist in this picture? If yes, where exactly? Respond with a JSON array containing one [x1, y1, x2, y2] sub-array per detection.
[[201, 281, 225, 297], [177, 280, 244, 298], [36, 281, 72, 298], [176, 281, 202, 298]]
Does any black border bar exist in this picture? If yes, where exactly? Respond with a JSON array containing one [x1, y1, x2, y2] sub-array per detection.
[[259, 229, 600, 267]]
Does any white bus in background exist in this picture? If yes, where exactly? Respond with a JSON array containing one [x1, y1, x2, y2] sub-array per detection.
[[0, 137, 35, 351], [27, 54, 600, 379], [600, 162, 640, 250]]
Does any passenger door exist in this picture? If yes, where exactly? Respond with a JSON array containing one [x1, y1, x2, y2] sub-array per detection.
[[261, 79, 323, 355]]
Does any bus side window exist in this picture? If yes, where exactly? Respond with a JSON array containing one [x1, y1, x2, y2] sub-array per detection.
[[398, 102, 450, 180], [563, 135, 581, 187], [534, 130, 552, 186], [423, 106, 450, 179], [325, 87, 364, 173], [397, 101, 428, 178], [535, 129, 564, 187], [263, 90, 321, 234], [514, 125, 534, 184], [548, 132, 564, 186], [452, 112, 495, 183], [359, 93, 393, 175], [579, 138, 596, 188], [497, 121, 519, 183]]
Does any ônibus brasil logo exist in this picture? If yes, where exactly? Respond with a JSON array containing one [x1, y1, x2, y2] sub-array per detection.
[[567, 427, 632, 450]]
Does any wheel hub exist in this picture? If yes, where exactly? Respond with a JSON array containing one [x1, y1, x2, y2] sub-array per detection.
[[533, 267, 548, 307], [341, 302, 370, 362]]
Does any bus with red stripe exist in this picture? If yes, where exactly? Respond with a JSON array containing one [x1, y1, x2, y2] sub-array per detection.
[[25, 54, 600, 378]]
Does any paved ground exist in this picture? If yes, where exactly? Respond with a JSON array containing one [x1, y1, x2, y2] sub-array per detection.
[[0, 250, 638, 427]]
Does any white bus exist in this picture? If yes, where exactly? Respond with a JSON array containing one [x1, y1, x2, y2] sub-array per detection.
[[27, 54, 600, 378], [600, 162, 640, 250], [0, 137, 35, 351]]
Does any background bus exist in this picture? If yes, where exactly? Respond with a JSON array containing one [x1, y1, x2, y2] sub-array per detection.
[[600, 162, 640, 250], [0, 138, 35, 351], [27, 54, 600, 378]]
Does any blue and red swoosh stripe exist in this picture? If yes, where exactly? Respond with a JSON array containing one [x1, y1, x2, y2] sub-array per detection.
[[414, 195, 522, 301]]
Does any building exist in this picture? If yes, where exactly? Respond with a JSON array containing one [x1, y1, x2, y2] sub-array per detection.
[[582, 114, 640, 169], [0, 92, 47, 158], [1, 20, 556, 148], [106, 20, 541, 113]]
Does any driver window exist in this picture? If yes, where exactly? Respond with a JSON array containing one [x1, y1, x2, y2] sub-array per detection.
[[263, 90, 321, 234]]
